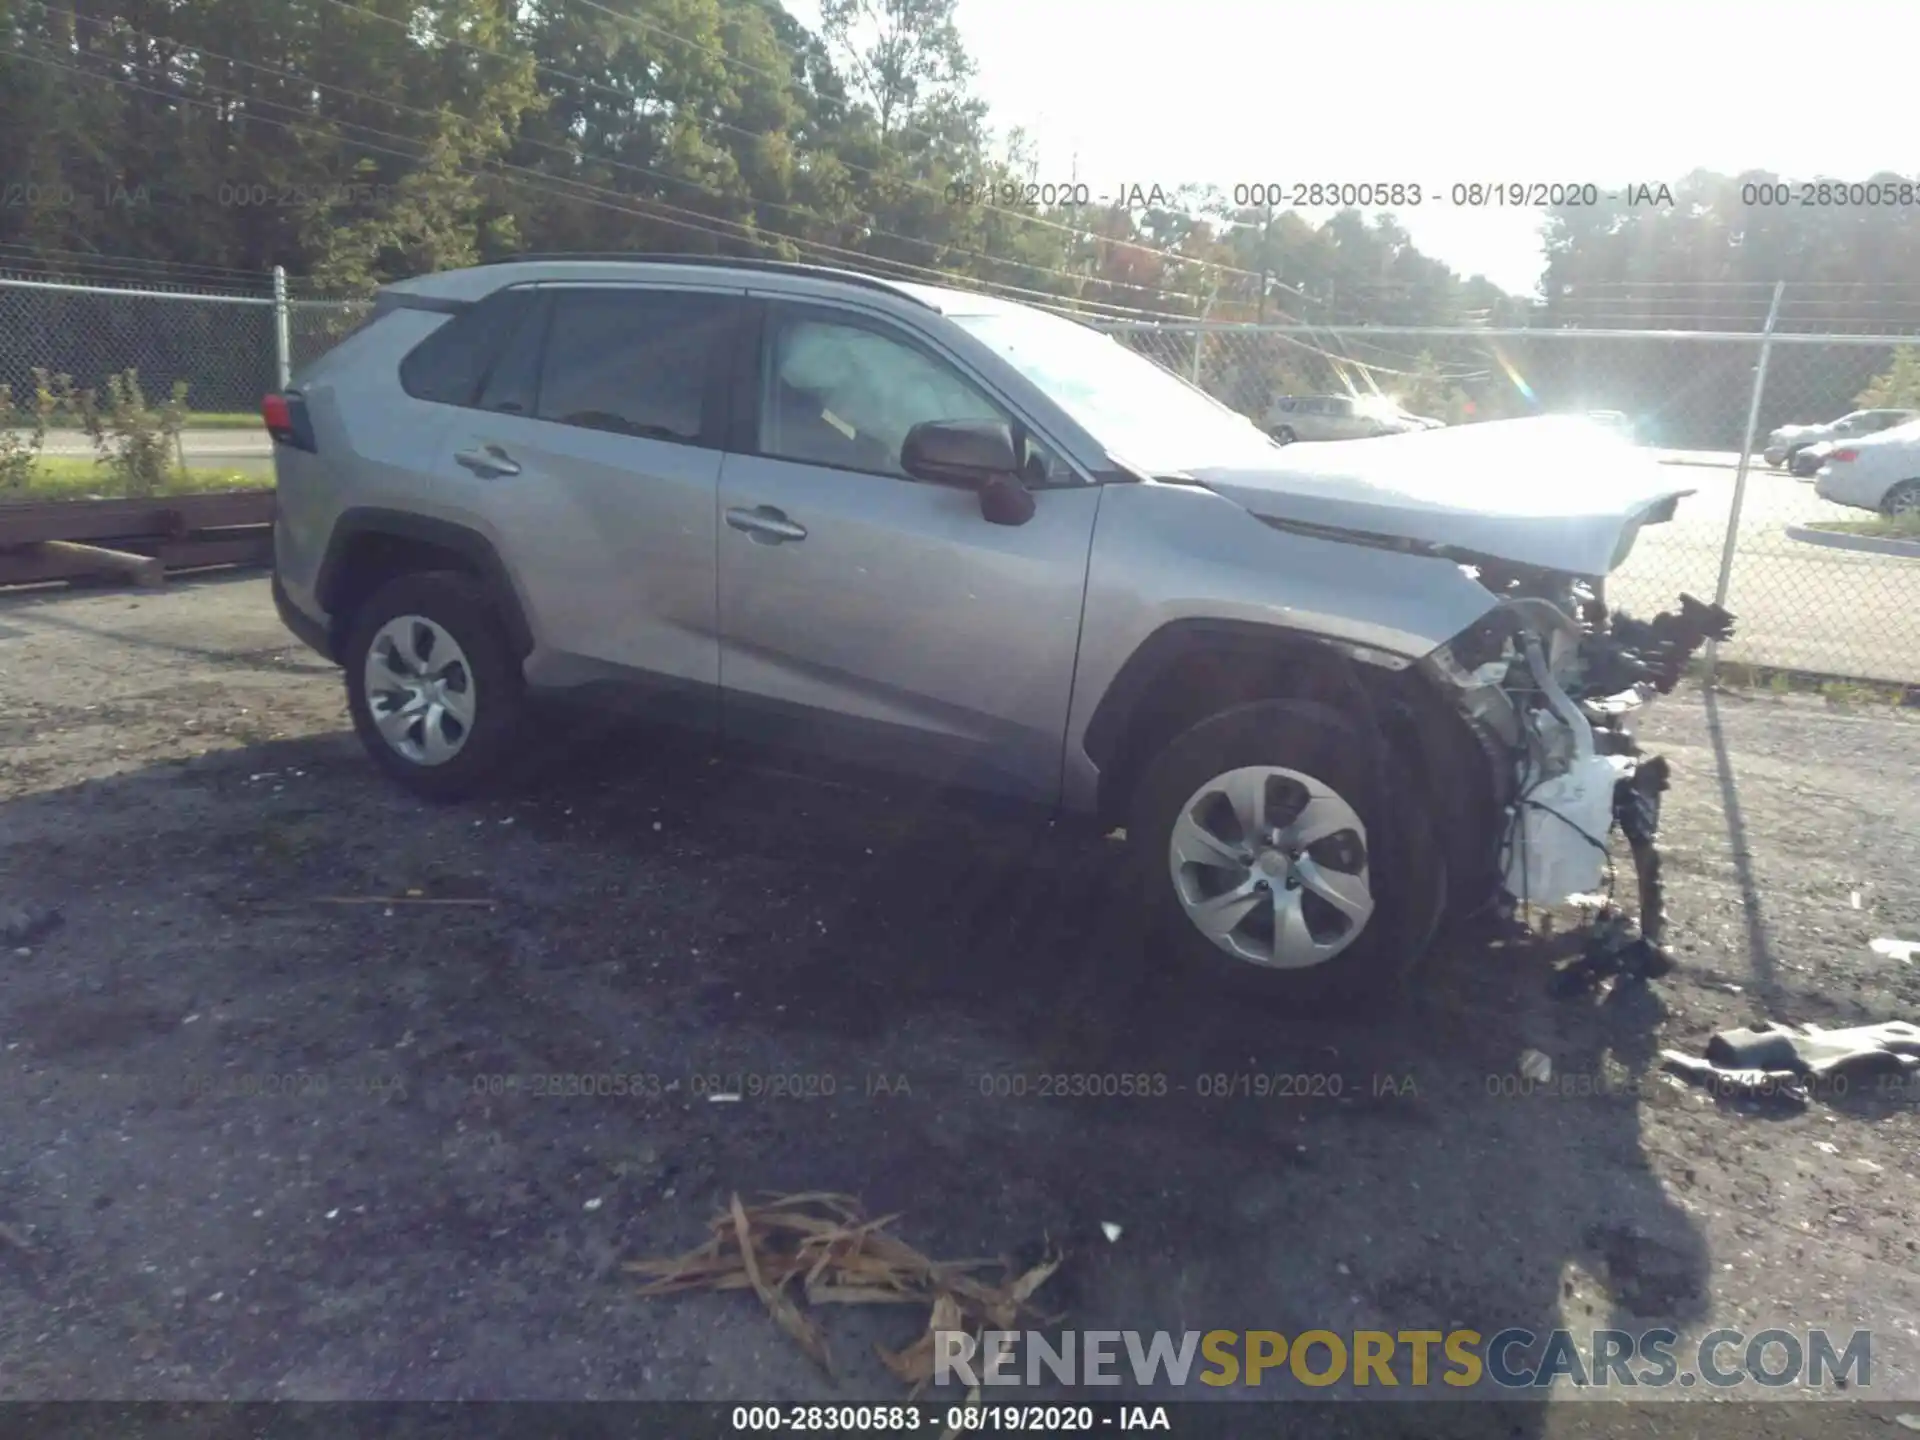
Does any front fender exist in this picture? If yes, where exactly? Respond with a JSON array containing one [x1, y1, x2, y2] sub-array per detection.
[[1064, 482, 1499, 813]]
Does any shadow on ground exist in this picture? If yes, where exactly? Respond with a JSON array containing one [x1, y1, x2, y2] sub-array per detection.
[[0, 710, 1712, 1416]]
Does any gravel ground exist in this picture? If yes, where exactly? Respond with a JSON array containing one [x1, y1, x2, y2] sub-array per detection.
[[1, 573, 1917, 1435]]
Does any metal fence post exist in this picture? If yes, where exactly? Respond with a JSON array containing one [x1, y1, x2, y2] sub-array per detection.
[[1190, 278, 1219, 386], [271, 265, 292, 391], [1706, 279, 1785, 682]]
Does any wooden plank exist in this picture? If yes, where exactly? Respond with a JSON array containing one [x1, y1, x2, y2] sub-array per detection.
[[157, 531, 273, 571], [36, 540, 164, 587], [0, 527, 273, 588], [0, 490, 274, 546]]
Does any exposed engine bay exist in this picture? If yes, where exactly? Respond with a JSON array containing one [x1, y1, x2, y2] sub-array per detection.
[[1421, 559, 1736, 976]]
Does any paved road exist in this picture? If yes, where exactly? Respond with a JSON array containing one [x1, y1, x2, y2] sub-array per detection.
[[16, 434, 1916, 681], [1614, 465, 1917, 683], [35, 428, 274, 477]]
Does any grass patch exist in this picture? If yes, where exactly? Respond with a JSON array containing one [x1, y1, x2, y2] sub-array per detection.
[[26, 408, 263, 431], [1701, 656, 1914, 707], [1805, 514, 1920, 540], [179, 411, 265, 430], [4, 456, 271, 501]]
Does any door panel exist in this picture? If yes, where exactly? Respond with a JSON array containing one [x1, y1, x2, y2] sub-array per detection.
[[433, 285, 738, 728], [714, 301, 1099, 803], [716, 452, 1099, 800], [441, 412, 721, 698]]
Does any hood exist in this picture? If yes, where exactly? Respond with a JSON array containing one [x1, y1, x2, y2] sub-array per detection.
[[1183, 415, 1695, 577]]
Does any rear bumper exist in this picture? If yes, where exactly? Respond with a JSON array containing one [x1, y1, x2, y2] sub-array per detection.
[[272, 569, 336, 663], [1814, 469, 1880, 510]]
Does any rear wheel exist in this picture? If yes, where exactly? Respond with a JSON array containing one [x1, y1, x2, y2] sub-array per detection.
[[1128, 700, 1443, 1012], [1270, 425, 1297, 445], [342, 570, 530, 801], [1884, 480, 1920, 517]]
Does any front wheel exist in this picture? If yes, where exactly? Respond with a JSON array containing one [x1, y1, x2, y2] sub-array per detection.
[[1128, 699, 1444, 1012], [1270, 425, 1296, 445]]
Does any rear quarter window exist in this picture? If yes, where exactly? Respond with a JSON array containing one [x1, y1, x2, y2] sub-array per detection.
[[398, 287, 537, 407]]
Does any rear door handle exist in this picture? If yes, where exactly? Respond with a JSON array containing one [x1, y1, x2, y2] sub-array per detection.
[[455, 444, 521, 477], [725, 505, 807, 544]]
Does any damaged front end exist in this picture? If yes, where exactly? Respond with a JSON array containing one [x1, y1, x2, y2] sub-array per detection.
[[1418, 559, 1735, 974]]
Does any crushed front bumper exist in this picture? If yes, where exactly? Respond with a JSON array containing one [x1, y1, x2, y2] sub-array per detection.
[[1420, 585, 1735, 944]]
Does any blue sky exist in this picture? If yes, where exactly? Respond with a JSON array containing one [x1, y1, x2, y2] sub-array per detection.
[[787, 0, 1910, 295]]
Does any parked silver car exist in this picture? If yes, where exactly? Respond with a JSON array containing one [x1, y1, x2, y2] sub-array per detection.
[[1264, 394, 1441, 444], [269, 255, 1721, 1011], [1763, 408, 1917, 468]]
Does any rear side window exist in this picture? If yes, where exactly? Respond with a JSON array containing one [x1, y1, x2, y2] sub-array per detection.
[[398, 287, 536, 406], [536, 288, 732, 444], [475, 294, 550, 416]]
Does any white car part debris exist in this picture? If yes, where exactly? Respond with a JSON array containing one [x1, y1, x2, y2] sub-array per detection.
[[1870, 938, 1919, 963], [1501, 752, 1631, 906], [1100, 1222, 1123, 1243], [1518, 1049, 1553, 1082], [1499, 635, 1632, 908]]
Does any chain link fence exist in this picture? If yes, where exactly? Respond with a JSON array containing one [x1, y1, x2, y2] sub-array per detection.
[[2, 271, 1914, 684], [1097, 319, 1920, 686], [0, 269, 368, 413]]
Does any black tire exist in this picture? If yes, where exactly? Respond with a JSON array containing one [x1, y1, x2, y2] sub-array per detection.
[[1271, 425, 1297, 445], [341, 570, 530, 802], [1127, 699, 1444, 1013], [1882, 480, 1920, 518]]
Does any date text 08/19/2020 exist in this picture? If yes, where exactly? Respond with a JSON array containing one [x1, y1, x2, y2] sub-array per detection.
[[938, 179, 1920, 210], [937, 180, 1668, 209]]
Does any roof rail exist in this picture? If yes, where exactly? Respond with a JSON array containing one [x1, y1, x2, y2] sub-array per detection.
[[475, 252, 936, 307]]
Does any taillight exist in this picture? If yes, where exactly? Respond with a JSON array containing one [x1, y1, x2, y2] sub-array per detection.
[[262, 391, 317, 452], [1830, 448, 1858, 463]]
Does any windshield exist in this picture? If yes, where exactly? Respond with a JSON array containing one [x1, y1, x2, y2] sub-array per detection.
[[950, 308, 1280, 473]]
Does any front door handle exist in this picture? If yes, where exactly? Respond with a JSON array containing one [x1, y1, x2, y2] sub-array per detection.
[[725, 505, 807, 544], [454, 444, 521, 478]]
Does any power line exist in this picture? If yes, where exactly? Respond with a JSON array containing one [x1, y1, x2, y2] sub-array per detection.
[[11, 44, 1198, 325], [0, 242, 271, 285], [63, 10, 1218, 316], [321, 0, 1261, 288]]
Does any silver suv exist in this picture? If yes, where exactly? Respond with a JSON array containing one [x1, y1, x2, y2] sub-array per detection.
[[269, 255, 1726, 1010]]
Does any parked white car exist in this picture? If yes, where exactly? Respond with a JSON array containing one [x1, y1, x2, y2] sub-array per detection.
[[1265, 394, 1443, 443], [1764, 408, 1917, 468], [1813, 417, 1920, 515]]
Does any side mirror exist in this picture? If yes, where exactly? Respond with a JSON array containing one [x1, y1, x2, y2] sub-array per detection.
[[901, 419, 1036, 527]]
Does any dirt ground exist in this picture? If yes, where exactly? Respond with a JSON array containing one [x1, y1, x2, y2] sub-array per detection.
[[1, 573, 1917, 1433]]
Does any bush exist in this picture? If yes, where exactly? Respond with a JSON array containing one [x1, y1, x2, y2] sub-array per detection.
[[70, 368, 191, 497], [1856, 347, 1920, 410], [0, 382, 48, 494]]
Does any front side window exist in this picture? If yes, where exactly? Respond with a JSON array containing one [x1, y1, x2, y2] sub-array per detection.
[[948, 305, 1277, 474], [536, 288, 732, 444], [758, 311, 1009, 478]]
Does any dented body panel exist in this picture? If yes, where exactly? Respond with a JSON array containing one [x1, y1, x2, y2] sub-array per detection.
[[1061, 480, 1502, 813], [1185, 416, 1696, 577]]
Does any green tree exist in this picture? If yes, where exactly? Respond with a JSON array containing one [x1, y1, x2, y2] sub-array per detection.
[[1856, 348, 1920, 409]]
